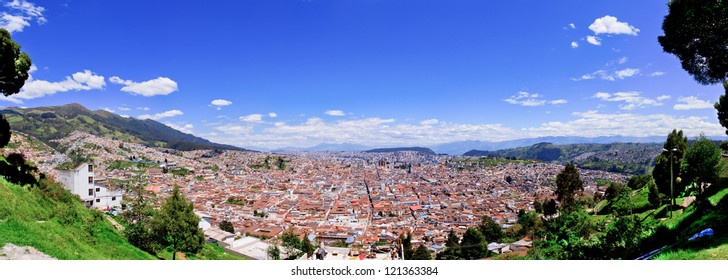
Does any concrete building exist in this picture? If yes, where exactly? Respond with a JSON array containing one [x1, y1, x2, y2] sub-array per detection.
[[58, 162, 122, 210]]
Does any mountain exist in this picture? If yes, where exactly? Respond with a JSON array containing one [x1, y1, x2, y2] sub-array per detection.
[[1, 103, 244, 151], [433, 136, 677, 155], [365, 147, 436, 155], [464, 142, 663, 174]]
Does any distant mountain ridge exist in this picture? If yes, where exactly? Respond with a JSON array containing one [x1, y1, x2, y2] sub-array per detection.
[[1, 103, 244, 151], [365, 147, 436, 155], [432, 136, 686, 155], [273, 143, 370, 152]]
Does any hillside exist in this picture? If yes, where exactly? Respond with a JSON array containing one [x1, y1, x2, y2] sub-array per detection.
[[1, 103, 244, 151], [365, 146, 436, 155], [464, 142, 662, 174], [0, 177, 156, 260]]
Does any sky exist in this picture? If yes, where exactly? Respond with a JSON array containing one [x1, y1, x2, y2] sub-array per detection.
[[0, 0, 726, 150]]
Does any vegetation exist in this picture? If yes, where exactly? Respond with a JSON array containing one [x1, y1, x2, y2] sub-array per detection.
[[412, 244, 432, 260], [267, 243, 281, 260], [653, 129, 688, 208], [555, 163, 584, 211], [219, 220, 234, 234], [0, 178, 155, 259], [658, 0, 728, 85], [151, 186, 205, 260]]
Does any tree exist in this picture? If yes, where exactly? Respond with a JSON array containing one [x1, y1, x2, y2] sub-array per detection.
[[681, 134, 723, 196], [479, 215, 503, 243], [627, 174, 653, 190], [280, 227, 303, 259], [648, 179, 662, 207], [652, 129, 688, 206], [301, 233, 314, 259], [122, 182, 160, 254], [399, 233, 413, 260], [152, 186, 205, 260], [436, 229, 462, 260], [658, 0, 728, 85], [543, 199, 558, 217], [0, 29, 32, 97], [219, 220, 234, 234], [0, 115, 10, 148], [411, 244, 432, 260], [459, 227, 489, 260], [555, 163, 584, 211], [715, 82, 728, 135], [267, 243, 281, 260]]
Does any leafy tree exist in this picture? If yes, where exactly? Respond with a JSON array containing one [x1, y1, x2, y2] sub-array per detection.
[[0, 115, 10, 148], [122, 183, 160, 254], [681, 134, 723, 196], [543, 199, 558, 217], [627, 174, 653, 190], [400, 233, 413, 260], [715, 82, 728, 135], [648, 179, 662, 207], [267, 243, 281, 260], [534, 209, 600, 260], [0, 29, 32, 96], [459, 227, 489, 260], [652, 129, 688, 206], [411, 244, 432, 260], [281, 227, 303, 259], [658, 0, 728, 85], [608, 184, 633, 217], [436, 230, 462, 260], [219, 220, 234, 234], [152, 186, 205, 260], [603, 216, 644, 259], [604, 183, 627, 201], [479, 215, 503, 243], [721, 140, 728, 151], [555, 163, 584, 211], [445, 229, 459, 247], [301, 233, 314, 258], [517, 210, 541, 239]]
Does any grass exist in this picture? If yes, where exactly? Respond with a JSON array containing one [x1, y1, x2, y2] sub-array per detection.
[[156, 243, 251, 260], [0, 178, 156, 260]]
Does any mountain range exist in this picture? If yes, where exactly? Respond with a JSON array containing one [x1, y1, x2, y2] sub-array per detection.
[[1, 103, 244, 151]]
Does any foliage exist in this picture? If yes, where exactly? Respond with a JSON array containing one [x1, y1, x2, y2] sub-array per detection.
[[653, 129, 688, 202], [151, 186, 205, 260], [628, 174, 653, 190], [0, 153, 39, 186], [681, 134, 723, 196], [400, 233, 413, 260], [169, 167, 191, 177], [533, 209, 600, 260], [121, 183, 160, 255], [267, 243, 281, 260], [435, 230, 462, 260], [543, 199, 558, 217], [0, 178, 156, 260], [479, 215, 503, 243], [0, 29, 32, 96], [411, 244, 432, 260], [0, 115, 10, 147], [555, 163, 584, 211], [301, 233, 314, 258], [459, 227, 489, 260], [602, 216, 645, 259], [219, 220, 234, 234], [658, 0, 728, 85], [280, 227, 303, 259], [648, 179, 662, 207]]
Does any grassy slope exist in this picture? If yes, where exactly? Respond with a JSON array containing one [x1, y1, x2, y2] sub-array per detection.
[[653, 158, 728, 260], [0, 178, 156, 260]]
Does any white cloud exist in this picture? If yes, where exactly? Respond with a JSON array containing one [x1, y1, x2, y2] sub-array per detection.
[[588, 15, 639, 36], [618, 57, 628, 64], [101, 107, 115, 113], [109, 76, 178, 97], [325, 110, 346, 116], [657, 95, 671, 101], [420, 119, 439, 125], [573, 68, 640, 81], [211, 99, 232, 106], [206, 112, 724, 150], [571, 41, 579, 48], [165, 122, 194, 134], [592, 91, 663, 110], [2, 70, 106, 103], [615, 68, 640, 79], [649, 72, 666, 77], [674, 96, 714, 110], [505, 91, 565, 107], [137, 107, 151, 111], [137, 109, 183, 120], [268, 112, 278, 118], [240, 113, 264, 123], [569, 23, 575, 29], [118, 107, 131, 111], [586, 36, 601, 46], [0, 1, 46, 33]]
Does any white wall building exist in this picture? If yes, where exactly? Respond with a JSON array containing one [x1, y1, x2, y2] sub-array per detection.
[[58, 162, 122, 210]]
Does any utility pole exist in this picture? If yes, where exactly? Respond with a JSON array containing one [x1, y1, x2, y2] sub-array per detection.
[[663, 148, 677, 218]]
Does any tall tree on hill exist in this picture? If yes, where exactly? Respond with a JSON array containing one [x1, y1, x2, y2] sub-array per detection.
[[479, 215, 503, 243], [658, 0, 728, 85], [681, 134, 723, 196], [555, 163, 584, 211], [652, 129, 688, 205], [152, 186, 205, 260], [412, 244, 432, 260], [459, 227, 489, 260]]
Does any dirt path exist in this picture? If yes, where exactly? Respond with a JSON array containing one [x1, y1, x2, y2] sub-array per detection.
[[0, 243, 55, 260], [106, 215, 125, 230]]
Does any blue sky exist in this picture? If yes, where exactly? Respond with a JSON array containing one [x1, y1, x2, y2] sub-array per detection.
[[1, 0, 725, 149]]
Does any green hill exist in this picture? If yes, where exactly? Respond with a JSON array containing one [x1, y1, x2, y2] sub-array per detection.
[[0, 177, 156, 260], [1, 103, 244, 151]]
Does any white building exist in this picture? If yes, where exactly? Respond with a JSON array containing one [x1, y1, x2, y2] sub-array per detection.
[[58, 162, 122, 210]]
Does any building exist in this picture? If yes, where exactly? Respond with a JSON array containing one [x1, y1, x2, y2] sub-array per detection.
[[57, 162, 122, 210]]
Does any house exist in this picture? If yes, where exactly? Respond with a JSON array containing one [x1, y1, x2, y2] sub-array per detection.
[[58, 162, 122, 210]]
